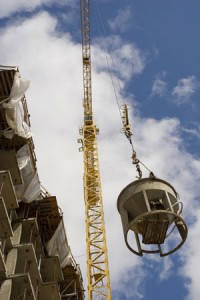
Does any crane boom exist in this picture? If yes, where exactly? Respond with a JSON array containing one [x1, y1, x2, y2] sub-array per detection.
[[79, 0, 112, 299]]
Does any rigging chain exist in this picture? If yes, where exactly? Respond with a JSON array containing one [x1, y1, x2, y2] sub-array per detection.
[[121, 104, 155, 179]]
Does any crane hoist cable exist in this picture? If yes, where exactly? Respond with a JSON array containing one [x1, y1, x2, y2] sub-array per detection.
[[93, 0, 126, 118], [93, 1, 155, 179]]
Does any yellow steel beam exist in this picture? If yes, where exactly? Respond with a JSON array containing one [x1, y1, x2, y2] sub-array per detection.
[[80, 0, 112, 298]]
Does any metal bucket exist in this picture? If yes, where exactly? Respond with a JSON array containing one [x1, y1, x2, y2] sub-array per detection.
[[117, 178, 187, 256]]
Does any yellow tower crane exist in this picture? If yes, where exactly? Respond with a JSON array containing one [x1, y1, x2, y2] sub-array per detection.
[[79, 0, 112, 299]]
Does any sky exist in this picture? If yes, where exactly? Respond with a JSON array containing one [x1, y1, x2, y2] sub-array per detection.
[[0, 0, 200, 299]]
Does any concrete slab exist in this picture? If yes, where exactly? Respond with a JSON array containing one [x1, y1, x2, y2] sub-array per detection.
[[0, 197, 13, 238], [40, 256, 63, 283], [0, 279, 12, 300], [0, 171, 18, 210], [0, 151, 22, 185]]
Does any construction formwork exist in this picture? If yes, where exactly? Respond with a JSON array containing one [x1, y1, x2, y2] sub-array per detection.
[[0, 66, 84, 299]]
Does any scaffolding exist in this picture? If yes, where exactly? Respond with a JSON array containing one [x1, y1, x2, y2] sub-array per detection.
[[0, 66, 84, 299]]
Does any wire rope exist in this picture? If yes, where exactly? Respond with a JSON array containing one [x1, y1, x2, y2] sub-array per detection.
[[93, 0, 155, 178], [93, 0, 125, 119]]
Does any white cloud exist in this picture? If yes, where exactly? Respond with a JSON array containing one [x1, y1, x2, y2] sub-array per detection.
[[93, 35, 146, 82], [0, 0, 47, 18], [159, 257, 173, 280], [182, 125, 200, 139], [1, 10, 200, 300], [151, 78, 168, 97], [180, 210, 200, 300], [172, 76, 199, 104], [108, 6, 132, 32], [151, 72, 168, 98], [0, 11, 143, 295], [0, 0, 74, 19]]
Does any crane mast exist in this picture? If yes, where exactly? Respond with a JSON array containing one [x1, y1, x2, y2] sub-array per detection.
[[79, 0, 112, 299]]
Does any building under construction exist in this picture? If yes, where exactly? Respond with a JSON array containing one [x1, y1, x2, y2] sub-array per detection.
[[0, 65, 84, 299], [0, 1, 188, 299]]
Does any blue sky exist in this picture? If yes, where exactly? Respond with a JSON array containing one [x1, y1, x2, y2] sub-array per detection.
[[0, 1, 200, 299]]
